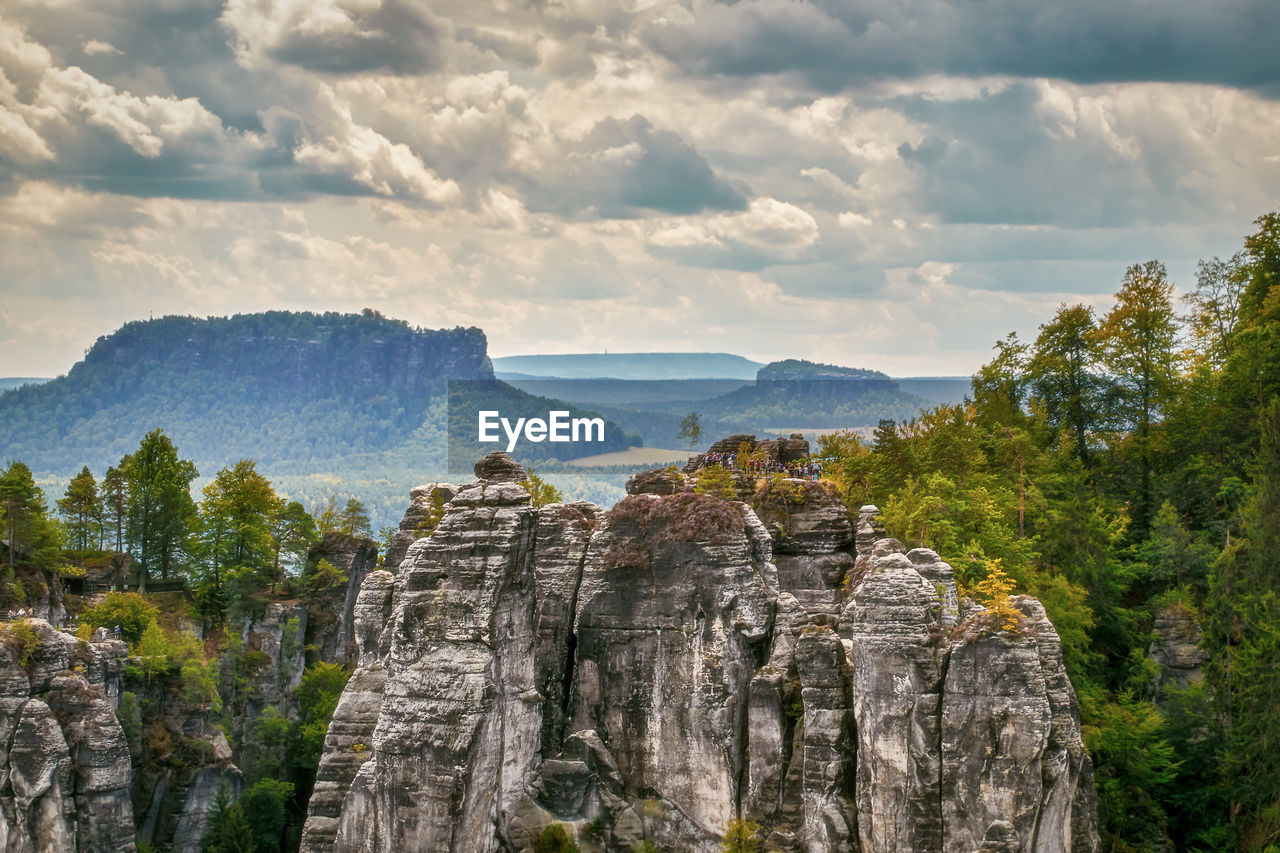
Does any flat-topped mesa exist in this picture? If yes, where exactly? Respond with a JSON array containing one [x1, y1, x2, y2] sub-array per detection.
[[302, 460, 1099, 853]]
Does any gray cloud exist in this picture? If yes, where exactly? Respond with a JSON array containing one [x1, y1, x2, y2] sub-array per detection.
[[229, 0, 450, 76], [524, 115, 750, 218], [644, 0, 1280, 93]]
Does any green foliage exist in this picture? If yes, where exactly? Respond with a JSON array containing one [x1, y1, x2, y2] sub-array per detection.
[[289, 662, 351, 777], [57, 465, 100, 552], [720, 818, 762, 853], [1086, 692, 1180, 851], [693, 465, 736, 501], [238, 778, 294, 852], [80, 591, 159, 644], [0, 460, 61, 575], [813, 215, 1280, 850], [124, 429, 198, 589], [182, 656, 221, 714], [135, 622, 174, 683], [117, 691, 142, 747], [301, 559, 348, 604], [3, 620, 42, 670], [581, 816, 606, 840], [534, 824, 580, 853], [678, 411, 702, 448], [412, 489, 448, 538], [250, 707, 290, 778], [1027, 304, 1105, 464], [202, 781, 255, 853], [521, 467, 564, 508]]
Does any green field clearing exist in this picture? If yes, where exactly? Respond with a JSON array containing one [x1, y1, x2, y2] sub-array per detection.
[[566, 447, 693, 467]]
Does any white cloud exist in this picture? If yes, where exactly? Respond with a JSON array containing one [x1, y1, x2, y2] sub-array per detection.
[[81, 39, 121, 56]]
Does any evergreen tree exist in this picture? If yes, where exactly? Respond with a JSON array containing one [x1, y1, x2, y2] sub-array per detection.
[[337, 497, 371, 537], [124, 430, 198, 592], [1098, 261, 1181, 536], [269, 499, 317, 591], [57, 465, 100, 551], [194, 460, 278, 618], [101, 464, 128, 552], [238, 779, 294, 853], [0, 461, 60, 577], [1028, 304, 1105, 464], [520, 468, 564, 508], [1204, 397, 1280, 849]]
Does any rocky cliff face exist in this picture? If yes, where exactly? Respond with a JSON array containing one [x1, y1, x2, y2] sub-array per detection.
[[0, 619, 134, 852], [302, 445, 1099, 853]]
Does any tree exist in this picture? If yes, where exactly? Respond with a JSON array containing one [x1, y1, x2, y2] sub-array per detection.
[[79, 591, 159, 644], [338, 497, 371, 537], [1203, 397, 1280, 848], [57, 466, 101, 552], [290, 662, 351, 780], [521, 468, 564, 508], [1185, 253, 1246, 366], [971, 332, 1029, 429], [1028, 304, 1105, 464], [1098, 261, 1181, 534], [678, 412, 702, 449], [238, 778, 294, 853], [101, 464, 128, 552], [124, 430, 198, 592], [0, 461, 59, 578], [194, 461, 279, 614], [269, 499, 317, 590], [202, 781, 255, 853]]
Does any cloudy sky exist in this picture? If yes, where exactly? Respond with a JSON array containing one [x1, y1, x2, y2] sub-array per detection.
[[2, 0, 1278, 377]]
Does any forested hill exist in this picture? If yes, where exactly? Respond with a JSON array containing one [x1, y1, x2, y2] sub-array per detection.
[[0, 310, 492, 474]]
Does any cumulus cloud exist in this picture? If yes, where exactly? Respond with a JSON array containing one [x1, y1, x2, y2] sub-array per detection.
[[643, 0, 1280, 93], [525, 115, 749, 218], [221, 0, 450, 75], [647, 197, 820, 268], [1, 0, 1278, 377]]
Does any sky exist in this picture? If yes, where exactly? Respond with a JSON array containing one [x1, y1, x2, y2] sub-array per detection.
[[1, 0, 1278, 378]]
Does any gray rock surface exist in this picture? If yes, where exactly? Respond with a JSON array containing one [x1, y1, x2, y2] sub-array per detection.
[[1149, 604, 1208, 689], [383, 483, 459, 570], [569, 492, 777, 852], [303, 459, 1100, 853], [473, 450, 526, 482], [299, 572, 395, 853], [307, 532, 379, 666], [0, 620, 135, 852]]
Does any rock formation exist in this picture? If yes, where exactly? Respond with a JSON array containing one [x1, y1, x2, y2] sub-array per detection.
[[0, 619, 135, 852], [1149, 604, 1208, 690], [302, 441, 1100, 853]]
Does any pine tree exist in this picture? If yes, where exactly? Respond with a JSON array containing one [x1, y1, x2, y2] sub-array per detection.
[[338, 497, 371, 537], [1028, 303, 1105, 465], [1204, 397, 1280, 848], [0, 461, 59, 578], [101, 464, 128, 552], [57, 465, 100, 552], [1098, 261, 1181, 535], [124, 430, 198, 592]]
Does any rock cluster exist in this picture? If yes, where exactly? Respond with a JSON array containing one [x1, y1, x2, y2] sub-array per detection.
[[0, 619, 134, 852], [302, 445, 1099, 853]]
